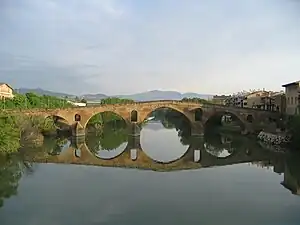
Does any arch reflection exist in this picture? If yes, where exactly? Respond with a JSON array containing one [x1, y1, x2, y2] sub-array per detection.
[[141, 120, 190, 163], [204, 132, 236, 158], [85, 122, 129, 160]]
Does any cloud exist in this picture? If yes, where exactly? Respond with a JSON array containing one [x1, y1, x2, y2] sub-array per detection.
[[0, 0, 299, 95]]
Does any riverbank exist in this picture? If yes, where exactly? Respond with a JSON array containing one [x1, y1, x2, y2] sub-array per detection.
[[0, 113, 60, 153]]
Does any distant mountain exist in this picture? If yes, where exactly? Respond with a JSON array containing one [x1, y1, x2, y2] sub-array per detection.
[[16, 88, 213, 101], [115, 90, 213, 101], [15, 88, 75, 98], [81, 93, 108, 101]]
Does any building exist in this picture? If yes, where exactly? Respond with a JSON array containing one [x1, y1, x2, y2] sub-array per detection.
[[271, 92, 286, 114], [282, 81, 300, 115], [244, 90, 269, 108], [0, 83, 14, 99], [225, 90, 285, 112], [67, 100, 86, 107], [212, 95, 231, 105], [225, 94, 247, 107]]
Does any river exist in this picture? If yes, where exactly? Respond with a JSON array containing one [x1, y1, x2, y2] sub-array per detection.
[[1, 117, 300, 225]]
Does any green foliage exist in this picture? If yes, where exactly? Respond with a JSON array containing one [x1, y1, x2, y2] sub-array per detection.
[[0, 93, 71, 154], [0, 93, 73, 109], [28, 116, 57, 132], [0, 154, 25, 208], [48, 137, 69, 156], [0, 112, 57, 154], [100, 97, 134, 105], [0, 121, 21, 154], [181, 97, 210, 104], [86, 123, 128, 151]]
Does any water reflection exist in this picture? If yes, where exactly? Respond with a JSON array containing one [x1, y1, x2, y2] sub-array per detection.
[[2, 119, 300, 225], [140, 122, 189, 163], [85, 123, 128, 159], [204, 132, 235, 158], [0, 153, 33, 207]]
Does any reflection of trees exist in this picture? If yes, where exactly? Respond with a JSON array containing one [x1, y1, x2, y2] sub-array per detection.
[[203, 130, 261, 157], [149, 109, 191, 145], [86, 123, 128, 152], [47, 137, 69, 156], [0, 154, 31, 208]]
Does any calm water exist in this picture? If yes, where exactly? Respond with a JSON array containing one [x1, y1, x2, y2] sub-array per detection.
[[1, 119, 300, 225]]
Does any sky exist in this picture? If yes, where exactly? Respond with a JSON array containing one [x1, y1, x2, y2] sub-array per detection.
[[0, 0, 300, 95]]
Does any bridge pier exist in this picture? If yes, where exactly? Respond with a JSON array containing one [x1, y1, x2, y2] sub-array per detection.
[[71, 122, 86, 137], [127, 123, 141, 136], [127, 135, 141, 149], [70, 135, 85, 149], [127, 135, 141, 160], [190, 123, 204, 136]]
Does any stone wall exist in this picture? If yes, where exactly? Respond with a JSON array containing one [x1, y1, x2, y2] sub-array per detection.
[[257, 131, 290, 145]]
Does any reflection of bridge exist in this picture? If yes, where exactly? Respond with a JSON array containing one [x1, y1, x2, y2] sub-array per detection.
[[10, 100, 280, 136], [23, 135, 300, 196], [27, 135, 281, 172]]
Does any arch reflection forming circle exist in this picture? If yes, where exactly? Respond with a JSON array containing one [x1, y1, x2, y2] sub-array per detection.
[[140, 122, 190, 164]]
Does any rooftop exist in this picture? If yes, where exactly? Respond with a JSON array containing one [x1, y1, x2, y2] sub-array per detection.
[[0, 82, 13, 90], [282, 81, 300, 87]]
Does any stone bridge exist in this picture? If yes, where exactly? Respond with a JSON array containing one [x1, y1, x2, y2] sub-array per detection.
[[25, 135, 282, 172], [8, 100, 280, 136]]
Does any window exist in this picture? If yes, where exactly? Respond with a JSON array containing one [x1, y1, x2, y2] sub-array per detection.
[[291, 97, 294, 105]]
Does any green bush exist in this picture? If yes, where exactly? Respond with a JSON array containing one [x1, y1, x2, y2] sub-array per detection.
[[0, 93, 72, 110]]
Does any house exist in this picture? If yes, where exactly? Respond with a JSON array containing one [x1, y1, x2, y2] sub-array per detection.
[[225, 93, 248, 107], [212, 95, 231, 105], [0, 83, 14, 99], [282, 81, 300, 115], [245, 90, 273, 109], [271, 92, 286, 113]]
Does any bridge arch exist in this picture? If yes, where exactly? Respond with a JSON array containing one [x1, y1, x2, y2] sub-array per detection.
[[204, 110, 247, 131], [139, 105, 193, 123], [189, 107, 204, 122], [83, 110, 129, 128], [43, 115, 70, 129]]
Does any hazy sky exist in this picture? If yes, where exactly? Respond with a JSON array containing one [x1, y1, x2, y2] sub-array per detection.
[[0, 0, 300, 95]]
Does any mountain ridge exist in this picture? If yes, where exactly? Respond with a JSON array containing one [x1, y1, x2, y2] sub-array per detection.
[[15, 88, 213, 101]]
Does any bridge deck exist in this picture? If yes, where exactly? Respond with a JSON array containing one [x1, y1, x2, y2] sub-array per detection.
[[1, 100, 279, 114]]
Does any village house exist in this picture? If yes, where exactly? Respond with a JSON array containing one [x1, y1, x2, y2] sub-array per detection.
[[225, 89, 285, 113], [0, 83, 14, 99], [224, 92, 248, 108], [282, 81, 300, 115]]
